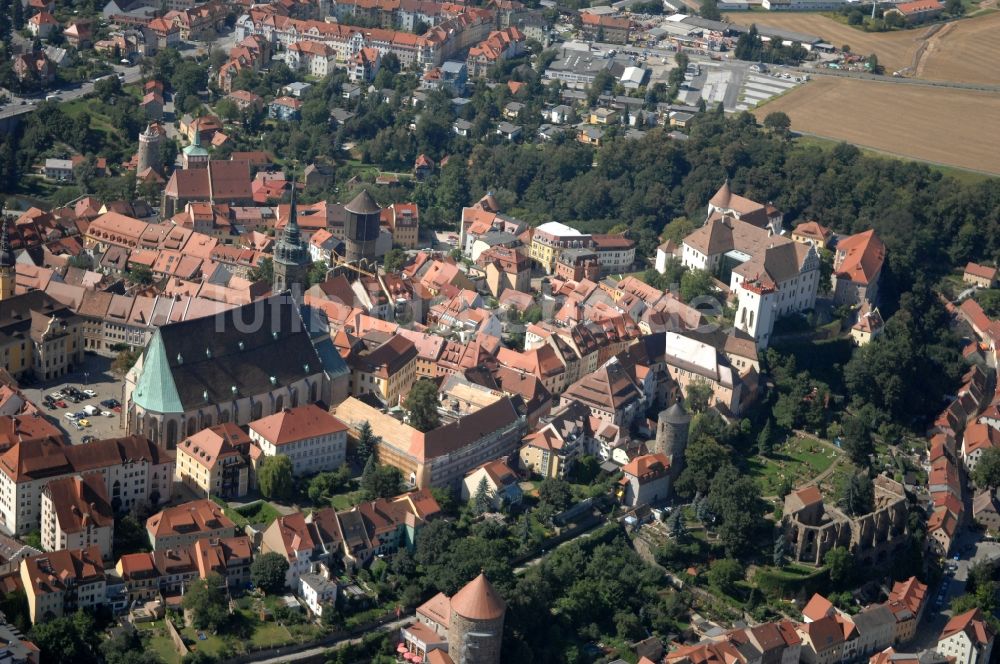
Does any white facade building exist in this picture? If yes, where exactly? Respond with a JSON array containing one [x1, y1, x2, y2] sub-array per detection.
[[248, 404, 348, 476]]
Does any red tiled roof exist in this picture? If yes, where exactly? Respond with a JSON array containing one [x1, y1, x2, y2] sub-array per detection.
[[249, 404, 347, 445]]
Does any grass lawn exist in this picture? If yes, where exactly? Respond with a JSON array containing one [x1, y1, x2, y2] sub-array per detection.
[[250, 621, 292, 648], [750, 436, 840, 496], [141, 622, 182, 664], [330, 489, 366, 510], [214, 499, 282, 528], [181, 626, 230, 658]]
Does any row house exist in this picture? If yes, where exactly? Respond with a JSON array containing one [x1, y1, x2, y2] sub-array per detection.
[[262, 489, 439, 586], [145, 499, 236, 551], [116, 535, 253, 603]]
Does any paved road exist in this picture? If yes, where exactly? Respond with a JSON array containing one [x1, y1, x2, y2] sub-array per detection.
[[0, 26, 236, 122], [792, 65, 1000, 93], [250, 615, 415, 664], [0, 63, 142, 121]]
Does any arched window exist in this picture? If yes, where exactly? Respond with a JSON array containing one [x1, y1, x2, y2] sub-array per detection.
[[187, 419, 197, 436], [166, 420, 178, 448], [252, 401, 262, 420], [275, 395, 284, 412], [310, 383, 318, 403], [290, 388, 299, 408]]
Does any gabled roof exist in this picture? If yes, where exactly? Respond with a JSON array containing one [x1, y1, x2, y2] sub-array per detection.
[[940, 608, 995, 646], [802, 593, 835, 622]]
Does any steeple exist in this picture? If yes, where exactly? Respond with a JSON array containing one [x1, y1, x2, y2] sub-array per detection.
[[271, 174, 311, 294]]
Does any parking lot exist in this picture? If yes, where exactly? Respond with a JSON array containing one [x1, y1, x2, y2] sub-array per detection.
[[22, 355, 127, 445]]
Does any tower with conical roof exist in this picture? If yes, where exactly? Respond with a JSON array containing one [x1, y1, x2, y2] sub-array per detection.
[[0, 220, 15, 302], [344, 189, 381, 263], [654, 396, 691, 486], [448, 573, 506, 664], [137, 123, 163, 176], [272, 180, 311, 294], [181, 128, 209, 170]]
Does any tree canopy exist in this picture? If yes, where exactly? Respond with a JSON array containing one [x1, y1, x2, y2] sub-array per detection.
[[257, 455, 294, 501], [251, 551, 291, 594]]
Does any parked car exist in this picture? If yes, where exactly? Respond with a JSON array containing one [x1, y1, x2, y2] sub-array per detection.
[[83, 405, 99, 416], [101, 411, 113, 417], [64, 412, 79, 421], [55, 400, 66, 408], [78, 419, 91, 428], [83, 389, 96, 397], [81, 435, 95, 443]]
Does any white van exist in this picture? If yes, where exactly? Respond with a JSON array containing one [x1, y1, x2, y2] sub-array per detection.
[[83, 404, 99, 416]]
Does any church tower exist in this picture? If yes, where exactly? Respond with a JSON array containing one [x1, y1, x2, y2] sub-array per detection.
[[272, 180, 311, 294], [0, 221, 15, 301]]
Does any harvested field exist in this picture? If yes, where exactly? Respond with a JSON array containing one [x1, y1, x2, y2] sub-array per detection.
[[917, 11, 1000, 84], [755, 77, 1000, 174], [723, 12, 921, 72]]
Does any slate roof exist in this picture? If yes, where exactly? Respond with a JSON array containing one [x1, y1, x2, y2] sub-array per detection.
[[133, 295, 321, 413]]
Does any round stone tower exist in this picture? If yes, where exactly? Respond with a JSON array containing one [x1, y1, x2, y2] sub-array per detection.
[[448, 573, 506, 664], [137, 123, 162, 176], [655, 397, 691, 484], [343, 189, 381, 263]]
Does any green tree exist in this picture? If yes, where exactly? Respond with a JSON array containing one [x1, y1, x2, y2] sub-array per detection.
[[307, 467, 352, 504], [685, 378, 714, 413], [763, 111, 791, 135], [840, 473, 874, 516], [700, 0, 722, 20], [538, 478, 573, 511], [404, 379, 440, 432], [973, 447, 1000, 489], [360, 457, 402, 499], [757, 419, 775, 456], [473, 475, 492, 514], [30, 612, 99, 664], [841, 408, 875, 465], [675, 435, 732, 497], [824, 546, 854, 587], [707, 558, 743, 596], [251, 551, 290, 594], [679, 268, 714, 303], [183, 573, 230, 631], [384, 247, 406, 272], [945, 0, 965, 14], [257, 455, 294, 501], [126, 264, 153, 286], [101, 625, 163, 664], [248, 257, 273, 283], [355, 421, 380, 462], [308, 261, 329, 286], [708, 465, 765, 557]]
